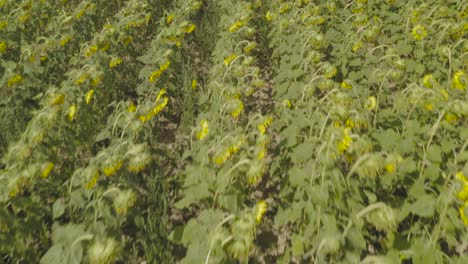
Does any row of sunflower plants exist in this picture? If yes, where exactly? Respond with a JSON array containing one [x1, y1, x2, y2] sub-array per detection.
[[1, 0, 134, 260], [263, 0, 468, 263], [72, 0, 203, 261], [0, 0, 186, 262], [169, 0, 275, 263], [0, 0, 111, 154]]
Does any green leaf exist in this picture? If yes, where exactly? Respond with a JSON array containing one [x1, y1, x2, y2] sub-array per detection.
[[288, 165, 308, 186], [291, 233, 304, 257], [412, 240, 443, 264], [180, 240, 209, 264], [53, 198, 65, 219], [181, 219, 204, 246], [426, 145, 442, 163], [198, 209, 224, 229], [169, 225, 185, 244], [410, 194, 435, 218], [40, 245, 65, 264], [52, 224, 86, 245], [422, 164, 440, 181], [346, 228, 366, 250], [291, 142, 314, 163]]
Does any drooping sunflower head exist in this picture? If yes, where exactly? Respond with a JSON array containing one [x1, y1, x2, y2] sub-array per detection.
[[88, 238, 118, 264], [247, 160, 265, 184], [412, 24, 428, 40], [452, 70, 467, 90], [195, 119, 209, 140], [422, 74, 437, 88], [113, 189, 137, 215], [103, 155, 124, 177], [356, 153, 384, 180], [366, 203, 398, 232], [255, 200, 268, 223]]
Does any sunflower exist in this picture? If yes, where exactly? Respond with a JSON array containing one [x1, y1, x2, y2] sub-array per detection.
[[68, 105, 77, 121], [422, 74, 436, 88], [103, 157, 124, 177], [255, 200, 267, 223], [85, 90, 94, 105], [88, 239, 118, 264], [412, 24, 427, 40], [195, 119, 209, 140], [113, 189, 136, 215], [224, 54, 237, 66], [41, 162, 54, 179], [452, 70, 466, 90]]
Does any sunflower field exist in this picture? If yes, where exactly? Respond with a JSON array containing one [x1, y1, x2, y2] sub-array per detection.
[[0, 0, 467, 263]]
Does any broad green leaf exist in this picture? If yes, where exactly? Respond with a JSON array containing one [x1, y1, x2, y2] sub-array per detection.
[[291, 142, 314, 163], [52, 198, 65, 219], [40, 245, 65, 264], [291, 233, 304, 257], [410, 194, 435, 218]]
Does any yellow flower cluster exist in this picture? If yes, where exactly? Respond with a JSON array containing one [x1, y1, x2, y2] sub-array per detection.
[[352, 41, 363, 52], [452, 70, 466, 90], [149, 60, 171, 83], [282, 99, 292, 108], [85, 90, 94, 104], [224, 54, 237, 66], [165, 36, 182, 47], [243, 42, 257, 54], [41, 162, 54, 179], [337, 128, 352, 153], [68, 105, 77, 121], [323, 65, 337, 79], [139, 98, 169, 122], [59, 35, 72, 46], [258, 116, 273, 135], [213, 139, 244, 165], [456, 172, 468, 225], [128, 153, 151, 173], [0, 20, 7, 30], [0, 41, 6, 53], [231, 100, 244, 118], [279, 3, 290, 14], [85, 171, 99, 190], [384, 155, 402, 174], [75, 73, 89, 85], [50, 94, 65, 106], [439, 88, 449, 101], [365, 96, 377, 110], [445, 113, 459, 124], [412, 24, 427, 40], [166, 14, 174, 24], [184, 24, 196, 34], [265, 11, 277, 21], [422, 74, 436, 88], [127, 102, 137, 113], [7, 74, 22, 87], [229, 20, 246, 33], [196, 119, 209, 140], [140, 89, 169, 123], [103, 159, 123, 177], [337, 117, 368, 130], [85, 45, 98, 57], [255, 200, 267, 223], [340, 79, 352, 89], [91, 76, 102, 87], [109, 57, 123, 68]]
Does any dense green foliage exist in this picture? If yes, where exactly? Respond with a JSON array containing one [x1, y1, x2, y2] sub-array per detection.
[[0, 0, 467, 263]]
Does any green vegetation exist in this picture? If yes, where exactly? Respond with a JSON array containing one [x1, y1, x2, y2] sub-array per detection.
[[0, 0, 467, 263]]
